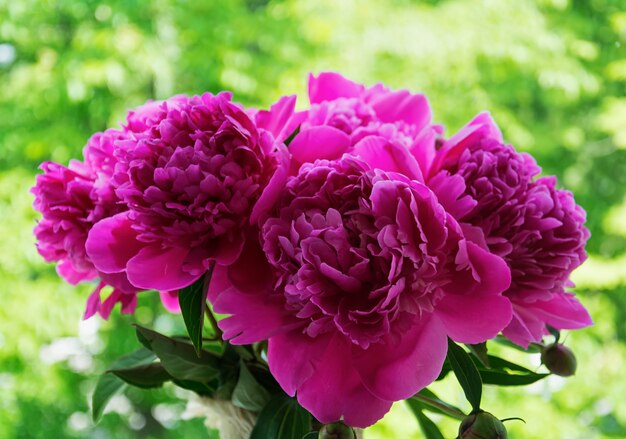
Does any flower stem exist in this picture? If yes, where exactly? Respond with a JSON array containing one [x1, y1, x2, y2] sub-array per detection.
[[205, 304, 223, 343], [411, 393, 466, 420]]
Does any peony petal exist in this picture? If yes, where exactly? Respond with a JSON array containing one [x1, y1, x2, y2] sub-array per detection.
[[209, 265, 299, 345], [502, 309, 544, 347], [126, 245, 201, 291], [290, 332, 393, 428], [251, 144, 290, 225], [268, 330, 333, 397], [435, 293, 512, 344], [308, 72, 365, 104], [430, 112, 503, 177], [505, 292, 593, 348], [99, 271, 137, 294], [226, 240, 273, 294], [83, 282, 106, 320], [446, 240, 512, 296], [354, 314, 447, 402], [159, 290, 181, 313], [86, 212, 144, 274], [57, 260, 98, 286], [289, 126, 351, 164], [254, 95, 297, 142], [353, 136, 423, 181], [369, 89, 431, 128]]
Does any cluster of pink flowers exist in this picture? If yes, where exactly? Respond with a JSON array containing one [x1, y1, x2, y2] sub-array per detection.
[[32, 73, 592, 427]]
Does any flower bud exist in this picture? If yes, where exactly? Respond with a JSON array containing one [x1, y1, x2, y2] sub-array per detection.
[[541, 343, 577, 377], [319, 421, 356, 439], [458, 411, 508, 439]]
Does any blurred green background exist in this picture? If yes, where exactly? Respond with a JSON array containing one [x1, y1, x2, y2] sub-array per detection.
[[1, 0, 625, 437]]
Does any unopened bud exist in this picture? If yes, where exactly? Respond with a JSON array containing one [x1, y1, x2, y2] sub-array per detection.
[[541, 343, 577, 377], [458, 410, 508, 439], [319, 421, 356, 439]]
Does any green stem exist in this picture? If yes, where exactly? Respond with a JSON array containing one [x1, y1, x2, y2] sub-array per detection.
[[411, 394, 466, 420], [205, 305, 223, 343]]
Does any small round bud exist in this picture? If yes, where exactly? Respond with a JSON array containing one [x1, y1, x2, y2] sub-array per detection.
[[541, 343, 577, 377], [458, 410, 508, 439], [319, 421, 356, 439]]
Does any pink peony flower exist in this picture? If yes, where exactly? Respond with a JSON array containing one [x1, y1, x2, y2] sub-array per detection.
[[287, 72, 441, 180], [86, 92, 290, 292], [428, 113, 592, 347], [209, 156, 512, 427], [32, 129, 142, 318]]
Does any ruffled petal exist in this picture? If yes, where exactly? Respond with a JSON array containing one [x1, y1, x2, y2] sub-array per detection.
[[254, 95, 297, 143], [308, 72, 365, 104], [369, 89, 431, 128], [353, 136, 423, 181], [289, 126, 351, 164], [209, 264, 299, 345], [126, 245, 201, 291], [86, 212, 144, 274], [353, 314, 447, 402], [435, 293, 512, 344], [291, 332, 393, 428]]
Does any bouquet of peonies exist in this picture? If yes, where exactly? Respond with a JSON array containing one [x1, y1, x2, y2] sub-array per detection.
[[32, 72, 592, 438]]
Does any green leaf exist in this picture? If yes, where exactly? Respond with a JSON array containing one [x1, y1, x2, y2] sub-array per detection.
[[406, 399, 445, 439], [134, 325, 221, 383], [493, 335, 542, 353], [92, 348, 156, 422], [447, 338, 483, 412], [179, 266, 213, 356], [250, 394, 312, 439], [232, 361, 272, 412], [466, 342, 490, 368], [416, 388, 466, 419], [284, 125, 301, 146], [92, 375, 126, 424], [472, 355, 549, 386], [301, 433, 318, 439], [110, 363, 172, 389]]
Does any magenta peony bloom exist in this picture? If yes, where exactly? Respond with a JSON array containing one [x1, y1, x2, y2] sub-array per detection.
[[32, 128, 143, 318], [428, 113, 592, 347], [286, 72, 441, 180], [209, 156, 512, 427], [33, 160, 102, 285], [86, 92, 290, 292]]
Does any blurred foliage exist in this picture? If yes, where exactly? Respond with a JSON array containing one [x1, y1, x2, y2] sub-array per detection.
[[0, 0, 625, 437]]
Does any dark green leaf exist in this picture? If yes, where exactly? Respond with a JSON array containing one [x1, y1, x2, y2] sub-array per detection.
[[110, 363, 172, 389], [416, 388, 466, 419], [250, 394, 311, 439], [92, 348, 156, 422], [301, 433, 318, 439], [92, 374, 126, 423], [284, 125, 301, 146], [469, 355, 549, 386], [447, 338, 483, 411], [172, 378, 218, 396], [232, 361, 272, 412], [134, 325, 221, 383], [493, 335, 542, 353], [470, 355, 549, 386], [479, 369, 549, 386], [466, 342, 490, 368], [406, 399, 445, 439], [179, 266, 213, 356]]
